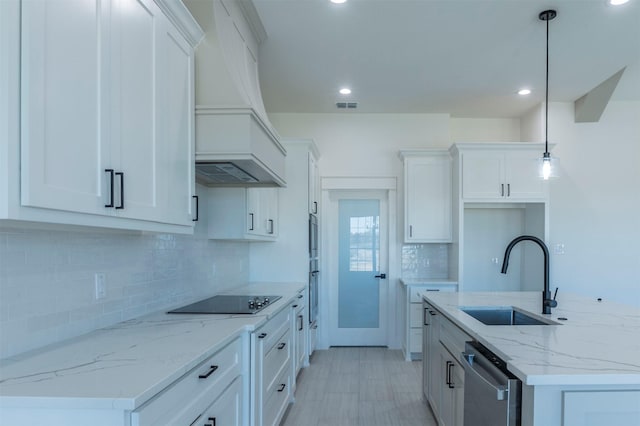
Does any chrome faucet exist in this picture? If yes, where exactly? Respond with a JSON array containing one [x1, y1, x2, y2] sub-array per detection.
[[500, 235, 558, 315]]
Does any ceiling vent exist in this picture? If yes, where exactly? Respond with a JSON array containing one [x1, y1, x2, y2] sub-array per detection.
[[336, 102, 358, 109]]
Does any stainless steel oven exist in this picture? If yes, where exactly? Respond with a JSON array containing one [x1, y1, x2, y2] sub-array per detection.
[[309, 213, 318, 258], [309, 213, 319, 326], [461, 341, 522, 426]]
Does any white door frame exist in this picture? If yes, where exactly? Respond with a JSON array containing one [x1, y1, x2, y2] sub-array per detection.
[[318, 177, 398, 349]]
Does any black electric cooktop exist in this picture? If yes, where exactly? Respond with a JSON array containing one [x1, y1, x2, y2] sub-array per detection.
[[167, 295, 282, 315]]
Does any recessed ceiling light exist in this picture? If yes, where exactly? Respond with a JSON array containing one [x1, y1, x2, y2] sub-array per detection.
[[330, 0, 347, 3], [339, 88, 352, 95], [609, 0, 629, 5], [518, 88, 532, 96]]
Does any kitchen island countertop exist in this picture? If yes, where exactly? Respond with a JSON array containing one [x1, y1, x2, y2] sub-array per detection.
[[421, 291, 640, 386]]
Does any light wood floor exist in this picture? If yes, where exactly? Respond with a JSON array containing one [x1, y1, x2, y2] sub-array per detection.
[[280, 347, 438, 426]]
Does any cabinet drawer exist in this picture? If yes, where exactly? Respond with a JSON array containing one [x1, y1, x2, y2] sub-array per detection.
[[263, 329, 292, 395], [439, 316, 472, 358], [198, 377, 243, 426], [409, 328, 423, 353], [263, 364, 292, 426], [258, 307, 291, 353], [410, 287, 451, 302], [131, 337, 242, 426], [410, 303, 424, 327], [293, 292, 305, 314]]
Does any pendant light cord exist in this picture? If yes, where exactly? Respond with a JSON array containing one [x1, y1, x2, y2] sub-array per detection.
[[545, 15, 550, 155]]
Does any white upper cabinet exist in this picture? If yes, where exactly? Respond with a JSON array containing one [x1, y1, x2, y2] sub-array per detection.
[[109, 0, 163, 222], [208, 187, 279, 241], [3, 0, 201, 232], [457, 144, 548, 201], [20, 0, 108, 215], [402, 151, 452, 243]]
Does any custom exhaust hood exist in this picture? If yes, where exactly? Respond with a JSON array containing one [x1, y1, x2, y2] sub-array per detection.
[[184, 0, 286, 187]]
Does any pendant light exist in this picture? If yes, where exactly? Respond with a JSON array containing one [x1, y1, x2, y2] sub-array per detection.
[[539, 9, 557, 180]]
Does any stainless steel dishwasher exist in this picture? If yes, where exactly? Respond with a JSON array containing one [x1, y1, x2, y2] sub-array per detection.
[[461, 341, 522, 426]]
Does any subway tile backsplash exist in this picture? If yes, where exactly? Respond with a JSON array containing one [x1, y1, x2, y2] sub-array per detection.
[[401, 244, 449, 279], [0, 220, 249, 359]]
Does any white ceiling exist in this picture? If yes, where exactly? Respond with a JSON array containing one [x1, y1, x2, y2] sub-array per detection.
[[253, 0, 640, 118]]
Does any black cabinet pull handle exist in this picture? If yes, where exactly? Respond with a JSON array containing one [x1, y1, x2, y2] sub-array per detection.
[[115, 172, 124, 209], [104, 169, 114, 208], [298, 315, 303, 331], [409, 225, 413, 237], [249, 213, 254, 231], [446, 361, 455, 388], [192, 195, 199, 221], [258, 333, 267, 339], [198, 365, 218, 379], [277, 384, 286, 392], [501, 183, 505, 197], [423, 308, 429, 326], [298, 294, 303, 299], [292, 304, 298, 308], [313, 201, 318, 214], [268, 219, 274, 234], [277, 342, 286, 350]]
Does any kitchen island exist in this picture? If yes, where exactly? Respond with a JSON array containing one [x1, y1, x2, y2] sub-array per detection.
[[422, 291, 640, 426], [0, 282, 305, 425]]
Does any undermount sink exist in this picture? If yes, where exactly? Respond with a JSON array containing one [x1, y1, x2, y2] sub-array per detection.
[[460, 306, 556, 326]]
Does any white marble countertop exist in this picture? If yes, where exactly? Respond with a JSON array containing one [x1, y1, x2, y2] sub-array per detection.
[[0, 282, 305, 410], [421, 291, 640, 386]]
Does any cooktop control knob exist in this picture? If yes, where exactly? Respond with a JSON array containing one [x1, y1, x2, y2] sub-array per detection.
[[264, 298, 270, 304]]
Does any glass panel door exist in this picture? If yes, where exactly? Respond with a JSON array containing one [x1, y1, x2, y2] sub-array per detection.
[[328, 192, 388, 346]]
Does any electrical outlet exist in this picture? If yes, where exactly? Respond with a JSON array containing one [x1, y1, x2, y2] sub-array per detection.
[[95, 273, 106, 300], [554, 243, 566, 255]]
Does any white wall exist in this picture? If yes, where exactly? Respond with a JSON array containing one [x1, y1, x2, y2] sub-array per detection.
[[544, 101, 640, 307], [451, 117, 521, 142], [0, 187, 250, 358]]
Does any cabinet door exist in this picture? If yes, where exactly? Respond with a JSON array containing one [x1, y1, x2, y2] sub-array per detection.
[[20, 0, 109, 215], [405, 156, 452, 242], [440, 346, 465, 426], [247, 188, 278, 238], [461, 152, 505, 200], [158, 20, 195, 225], [246, 188, 261, 235], [264, 188, 278, 238], [308, 153, 319, 215], [110, 0, 162, 221], [505, 150, 547, 199], [427, 312, 441, 418]]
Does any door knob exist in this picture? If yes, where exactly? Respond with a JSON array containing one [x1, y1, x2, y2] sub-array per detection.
[[375, 273, 386, 279]]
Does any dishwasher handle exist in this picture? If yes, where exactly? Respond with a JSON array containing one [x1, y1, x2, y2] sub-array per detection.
[[461, 352, 508, 401]]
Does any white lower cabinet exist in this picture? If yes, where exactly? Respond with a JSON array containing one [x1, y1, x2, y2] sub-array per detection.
[[131, 336, 244, 426], [423, 301, 469, 426], [251, 307, 292, 426], [401, 282, 456, 361], [292, 289, 308, 386]]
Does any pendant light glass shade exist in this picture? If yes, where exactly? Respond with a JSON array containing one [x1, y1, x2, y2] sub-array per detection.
[[538, 152, 559, 180], [538, 10, 558, 180]]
